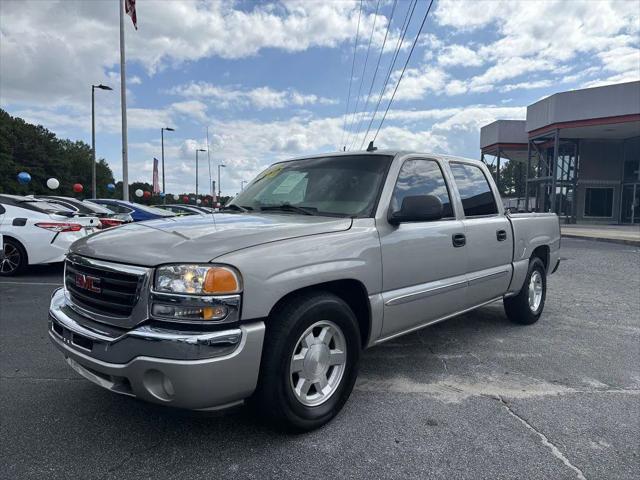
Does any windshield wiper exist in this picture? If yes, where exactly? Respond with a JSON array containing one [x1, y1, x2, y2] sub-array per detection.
[[221, 204, 252, 212], [259, 204, 317, 216]]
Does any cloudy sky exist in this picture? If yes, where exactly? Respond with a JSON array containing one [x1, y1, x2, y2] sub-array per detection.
[[1, 0, 638, 196]]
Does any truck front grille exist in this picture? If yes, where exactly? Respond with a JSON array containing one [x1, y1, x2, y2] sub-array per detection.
[[65, 259, 142, 317]]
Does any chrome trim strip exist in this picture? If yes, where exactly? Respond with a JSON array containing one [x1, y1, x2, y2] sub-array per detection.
[[376, 296, 503, 344], [467, 269, 510, 286], [66, 252, 149, 276], [385, 279, 467, 306]]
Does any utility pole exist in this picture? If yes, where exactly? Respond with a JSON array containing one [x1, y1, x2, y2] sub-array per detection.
[[91, 84, 112, 198], [161, 127, 174, 203], [119, 0, 129, 201], [195, 148, 206, 200], [218, 164, 226, 204]]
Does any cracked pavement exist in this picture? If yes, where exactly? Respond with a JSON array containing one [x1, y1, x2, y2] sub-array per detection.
[[1, 238, 638, 479]]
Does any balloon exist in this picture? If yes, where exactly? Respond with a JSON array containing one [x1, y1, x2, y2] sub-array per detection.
[[46, 178, 60, 189], [17, 172, 31, 184], [107, 183, 116, 192], [143, 191, 151, 199], [183, 196, 189, 203], [159, 192, 166, 198], [203, 198, 209, 204], [197, 199, 202, 204], [73, 183, 83, 193], [135, 189, 143, 198]]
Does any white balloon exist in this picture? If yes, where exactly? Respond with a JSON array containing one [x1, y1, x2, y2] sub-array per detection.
[[135, 189, 143, 198], [46, 178, 60, 189], [197, 199, 202, 204]]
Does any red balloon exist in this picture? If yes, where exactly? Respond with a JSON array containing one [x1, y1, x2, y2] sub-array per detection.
[[203, 198, 209, 204], [143, 191, 151, 199], [73, 183, 83, 193], [183, 196, 189, 203]]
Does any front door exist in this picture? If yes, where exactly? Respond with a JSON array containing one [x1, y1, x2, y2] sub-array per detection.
[[621, 184, 640, 224], [448, 162, 514, 308], [379, 158, 467, 339]]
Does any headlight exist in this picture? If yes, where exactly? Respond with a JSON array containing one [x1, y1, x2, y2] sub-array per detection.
[[152, 264, 242, 323], [154, 264, 241, 295]]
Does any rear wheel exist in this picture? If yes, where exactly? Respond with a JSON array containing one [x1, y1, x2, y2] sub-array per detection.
[[504, 257, 546, 325], [0, 238, 27, 276], [254, 292, 361, 432]]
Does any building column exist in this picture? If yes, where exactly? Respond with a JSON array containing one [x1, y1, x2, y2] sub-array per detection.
[[550, 129, 559, 213]]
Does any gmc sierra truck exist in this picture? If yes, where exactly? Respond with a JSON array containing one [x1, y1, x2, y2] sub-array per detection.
[[49, 151, 560, 431]]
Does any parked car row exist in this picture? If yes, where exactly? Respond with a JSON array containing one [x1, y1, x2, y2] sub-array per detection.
[[0, 195, 180, 276]]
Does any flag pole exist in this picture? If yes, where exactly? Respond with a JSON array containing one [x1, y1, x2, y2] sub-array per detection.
[[119, 0, 129, 201]]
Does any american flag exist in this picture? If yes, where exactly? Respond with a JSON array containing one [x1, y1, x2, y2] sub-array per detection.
[[152, 158, 160, 194], [125, 0, 137, 30]]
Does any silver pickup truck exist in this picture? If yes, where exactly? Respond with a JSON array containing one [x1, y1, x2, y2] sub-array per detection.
[[49, 151, 560, 431]]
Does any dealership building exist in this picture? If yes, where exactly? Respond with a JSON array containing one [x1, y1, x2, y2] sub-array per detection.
[[480, 81, 640, 224]]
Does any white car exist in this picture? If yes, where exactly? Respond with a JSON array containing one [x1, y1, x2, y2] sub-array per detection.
[[0, 194, 101, 276]]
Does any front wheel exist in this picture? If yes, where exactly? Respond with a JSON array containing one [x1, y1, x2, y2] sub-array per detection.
[[504, 257, 546, 325], [254, 292, 361, 432]]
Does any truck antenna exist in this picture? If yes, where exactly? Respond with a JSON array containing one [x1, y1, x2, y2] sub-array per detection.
[[367, 141, 377, 152]]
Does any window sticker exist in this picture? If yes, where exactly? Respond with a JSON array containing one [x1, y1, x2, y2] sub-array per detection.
[[272, 172, 308, 194]]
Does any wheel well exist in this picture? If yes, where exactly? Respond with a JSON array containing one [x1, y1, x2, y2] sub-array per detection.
[[2, 235, 28, 262], [268, 279, 371, 348], [531, 245, 549, 271]]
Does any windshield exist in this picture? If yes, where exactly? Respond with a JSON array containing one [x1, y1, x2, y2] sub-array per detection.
[[23, 200, 74, 214], [82, 200, 113, 214], [229, 155, 392, 217], [131, 203, 176, 216]]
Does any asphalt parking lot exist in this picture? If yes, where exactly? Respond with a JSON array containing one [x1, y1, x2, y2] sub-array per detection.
[[1, 238, 638, 480]]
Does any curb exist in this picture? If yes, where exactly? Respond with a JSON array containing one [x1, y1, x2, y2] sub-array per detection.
[[561, 233, 640, 247]]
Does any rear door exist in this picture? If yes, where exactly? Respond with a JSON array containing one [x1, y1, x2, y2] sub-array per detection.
[[378, 157, 467, 338], [448, 162, 513, 307]]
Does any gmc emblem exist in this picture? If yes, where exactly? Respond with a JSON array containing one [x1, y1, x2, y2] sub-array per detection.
[[75, 273, 101, 293]]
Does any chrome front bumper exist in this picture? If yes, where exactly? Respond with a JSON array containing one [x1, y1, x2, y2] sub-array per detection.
[[49, 288, 265, 410]]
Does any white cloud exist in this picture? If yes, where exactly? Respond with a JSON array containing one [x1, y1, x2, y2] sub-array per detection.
[[167, 82, 336, 110], [437, 45, 484, 67]]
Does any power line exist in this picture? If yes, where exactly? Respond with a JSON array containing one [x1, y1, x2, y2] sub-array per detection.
[[372, 0, 435, 144], [343, 0, 381, 151], [339, 0, 363, 151], [349, 0, 398, 151], [359, 0, 417, 150]]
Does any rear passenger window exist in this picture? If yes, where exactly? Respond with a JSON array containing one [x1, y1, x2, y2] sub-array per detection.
[[391, 159, 454, 218], [450, 163, 498, 216]]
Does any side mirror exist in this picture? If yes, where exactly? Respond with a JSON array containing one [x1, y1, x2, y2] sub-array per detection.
[[389, 195, 443, 225]]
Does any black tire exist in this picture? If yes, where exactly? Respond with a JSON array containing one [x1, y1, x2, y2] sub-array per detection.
[[253, 291, 361, 432], [504, 257, 546, 325], [0, 238, 27, 276]]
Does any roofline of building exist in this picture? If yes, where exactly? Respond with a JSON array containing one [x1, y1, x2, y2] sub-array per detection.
[[481, 142, 528, 153], [528, 113, 640, 138]]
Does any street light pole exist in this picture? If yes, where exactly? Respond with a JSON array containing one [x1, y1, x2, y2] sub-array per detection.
[[195, 148, 206, 200], [91, 84, 112, 198], [161, 127, 174, 203], [218, 164, 226, 204], [240, 180, 247, 192]]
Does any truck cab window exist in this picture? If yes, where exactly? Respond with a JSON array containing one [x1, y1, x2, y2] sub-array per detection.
[[391, 159, 454, 218], [450, 163, 498, 216]]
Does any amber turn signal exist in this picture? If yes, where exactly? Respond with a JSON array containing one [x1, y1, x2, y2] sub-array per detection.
[[203, 267, 241, 294]]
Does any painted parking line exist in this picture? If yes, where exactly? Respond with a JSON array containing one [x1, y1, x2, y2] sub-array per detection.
[[0, 281, 62, 286]]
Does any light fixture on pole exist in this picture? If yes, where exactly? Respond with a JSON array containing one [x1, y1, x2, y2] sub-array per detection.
[[91, 84, 112, 198], [195, 148, 207, 200], [161, 127, 174, 203], [218, 164, 226, 203]]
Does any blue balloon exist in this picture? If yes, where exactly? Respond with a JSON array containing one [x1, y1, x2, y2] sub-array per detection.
[[106, 183, 116, 192], [159, 192, 166, 198], [17, 172, 31, 185]]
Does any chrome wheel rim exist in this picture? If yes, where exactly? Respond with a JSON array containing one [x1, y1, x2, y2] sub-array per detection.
[[0, 244, 20, 274], [528, 270, 543, 313], [289, 320, 347, 407]]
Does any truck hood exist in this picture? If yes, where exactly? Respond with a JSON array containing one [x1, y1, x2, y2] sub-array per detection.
[[70, 213, 352, 266]]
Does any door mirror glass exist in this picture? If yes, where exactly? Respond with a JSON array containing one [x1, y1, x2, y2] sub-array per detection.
[[389, 195, 443, 224]]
